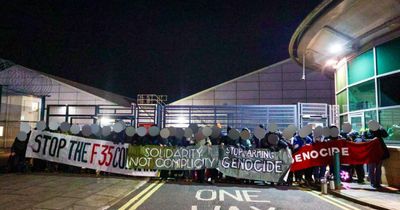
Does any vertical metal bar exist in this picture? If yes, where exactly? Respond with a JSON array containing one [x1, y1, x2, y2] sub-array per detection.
[[65, 105, 69, 122], [3, 90, 9, 148], [214, 106, 217, 125], [45, 105, 50, 126], [40, 96, 46, 121], [94, 105, 99, 124], [373, 47, 380, 123]]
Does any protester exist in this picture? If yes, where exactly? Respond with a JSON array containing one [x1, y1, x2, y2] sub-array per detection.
[[367, 126, 390, 188], [239, 128, 252, 150], [292, 132, 313, 185], [348, 131, 366, 183], [22, 121, 387, 189], [9, 132, 30, 172], [312, 135, 327, 184]]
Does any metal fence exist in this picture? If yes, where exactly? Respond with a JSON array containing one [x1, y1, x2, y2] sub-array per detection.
[[162, 105, 298, 131], [298, 103, 329, 128], [46, 103, 334, 130]]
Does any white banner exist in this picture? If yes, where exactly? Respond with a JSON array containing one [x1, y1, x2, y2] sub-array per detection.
[[26, 130, 158, 177]]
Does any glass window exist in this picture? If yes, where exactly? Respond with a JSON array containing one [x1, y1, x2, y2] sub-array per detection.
[[378, 72, 400, 107], [376, 37, 400, 75], [364, 110, 377, 129], [379, 108, 400, 142], [336, 90, 347, 113], [350, 116, 363, 133], [335, 63, 347, 92], [340, 115, 348, 129], [349, 80, 376, 111], [347, 50, 374, 85]]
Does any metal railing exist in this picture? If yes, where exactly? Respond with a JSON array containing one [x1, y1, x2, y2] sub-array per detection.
[[46, 103, 333, 130], [162, 105, 298, 131]]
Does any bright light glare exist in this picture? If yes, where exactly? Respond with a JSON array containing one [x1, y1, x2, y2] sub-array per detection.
[[326, 59, 338, 66], [329, 43, 343, 54], [177, 116, 186, 124], [175, 116, 188, 128], [99, 117, 113, 126]]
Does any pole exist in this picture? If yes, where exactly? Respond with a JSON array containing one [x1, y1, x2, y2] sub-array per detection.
[[334, 151, 341, 189], [40, 96, 46, 121]]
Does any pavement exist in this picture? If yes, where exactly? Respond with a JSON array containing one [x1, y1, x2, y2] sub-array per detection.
[[330, 182, 400, 210], [0, 173, 148, 210]]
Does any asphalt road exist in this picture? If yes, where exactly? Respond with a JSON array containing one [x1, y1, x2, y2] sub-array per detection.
[[111, 180, 373, 210]]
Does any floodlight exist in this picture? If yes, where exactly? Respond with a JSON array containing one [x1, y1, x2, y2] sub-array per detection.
[[329, 43, 344, 54]]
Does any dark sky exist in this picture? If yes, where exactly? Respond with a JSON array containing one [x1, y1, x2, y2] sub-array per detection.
[[0, 0, 321, 102]]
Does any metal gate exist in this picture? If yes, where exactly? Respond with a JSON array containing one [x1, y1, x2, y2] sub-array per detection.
[[162, 105, 298, 131], [298, 103, 329, 128], [46, 103, 333, 130]]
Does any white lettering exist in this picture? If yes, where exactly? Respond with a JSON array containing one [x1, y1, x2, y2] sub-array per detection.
[[195, 189, 216, 201], [242, 190, 270, 203], [219, 190, 243, 202]]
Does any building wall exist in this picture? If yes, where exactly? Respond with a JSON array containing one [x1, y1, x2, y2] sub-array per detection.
[[46, 80, 116, 106], [0, 93, 40, 148], [171, 59, 335, 106], [0, 73, 118, 148]]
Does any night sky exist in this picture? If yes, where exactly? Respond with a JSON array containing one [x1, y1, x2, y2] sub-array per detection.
[[0, 0, 321, 102]]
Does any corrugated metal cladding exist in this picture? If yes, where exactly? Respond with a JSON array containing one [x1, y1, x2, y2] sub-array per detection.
[[172, 59, 335, 106]]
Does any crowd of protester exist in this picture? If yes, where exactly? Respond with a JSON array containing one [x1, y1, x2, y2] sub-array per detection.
[[8, 122, 390, 189]]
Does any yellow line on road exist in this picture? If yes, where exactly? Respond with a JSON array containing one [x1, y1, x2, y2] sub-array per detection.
[[128, 181, 165, 210], [119, 180, 160, 210], [305, 190, 350, 210], [308, 191, 361, 210]]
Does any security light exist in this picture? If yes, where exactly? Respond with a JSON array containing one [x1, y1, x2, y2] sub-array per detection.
[[99, 117, 113, 126], [326, 59, 338, 66], [329, 43, 344, 54]]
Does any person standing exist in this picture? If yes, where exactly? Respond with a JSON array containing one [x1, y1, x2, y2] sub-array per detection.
[[367, 124, 390, 188]]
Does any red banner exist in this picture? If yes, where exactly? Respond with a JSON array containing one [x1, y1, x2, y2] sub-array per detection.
[[290, 139, 384, 172]]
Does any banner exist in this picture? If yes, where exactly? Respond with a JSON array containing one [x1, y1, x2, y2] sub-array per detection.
[[290, 139, 384, 171], [25, 131, 293, 182], [25, 131, 158, 177], [217, 146, 293, 182], [126, 145, 220, 170]]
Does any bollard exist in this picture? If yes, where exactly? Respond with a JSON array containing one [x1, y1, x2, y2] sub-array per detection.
[[329, 179, 335, 190], [333, 151, 341, 190], [321, 178, 328, 194]]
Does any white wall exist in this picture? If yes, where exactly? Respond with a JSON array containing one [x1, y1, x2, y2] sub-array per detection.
[[172, 59, 335, 106], [46, 81, 116, 106]]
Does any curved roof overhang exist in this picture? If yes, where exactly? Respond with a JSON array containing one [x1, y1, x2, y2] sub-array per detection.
[[289, 0, 400, 71]]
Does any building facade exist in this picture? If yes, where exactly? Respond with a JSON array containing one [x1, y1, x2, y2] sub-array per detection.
[[335, 37, 400, 143], [0, 60, 134, 148], [289, 0, 400, 187]]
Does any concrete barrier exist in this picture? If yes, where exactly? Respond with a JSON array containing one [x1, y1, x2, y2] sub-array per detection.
[[382, 146, 400, 187]]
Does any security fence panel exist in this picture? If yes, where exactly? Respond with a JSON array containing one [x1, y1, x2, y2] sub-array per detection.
[[136, 104, 158, 127], [298, 103, 329, 128], [45, 103, 333, 132], [329, 105, 340, 127], [163, 105, 298, 131]]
